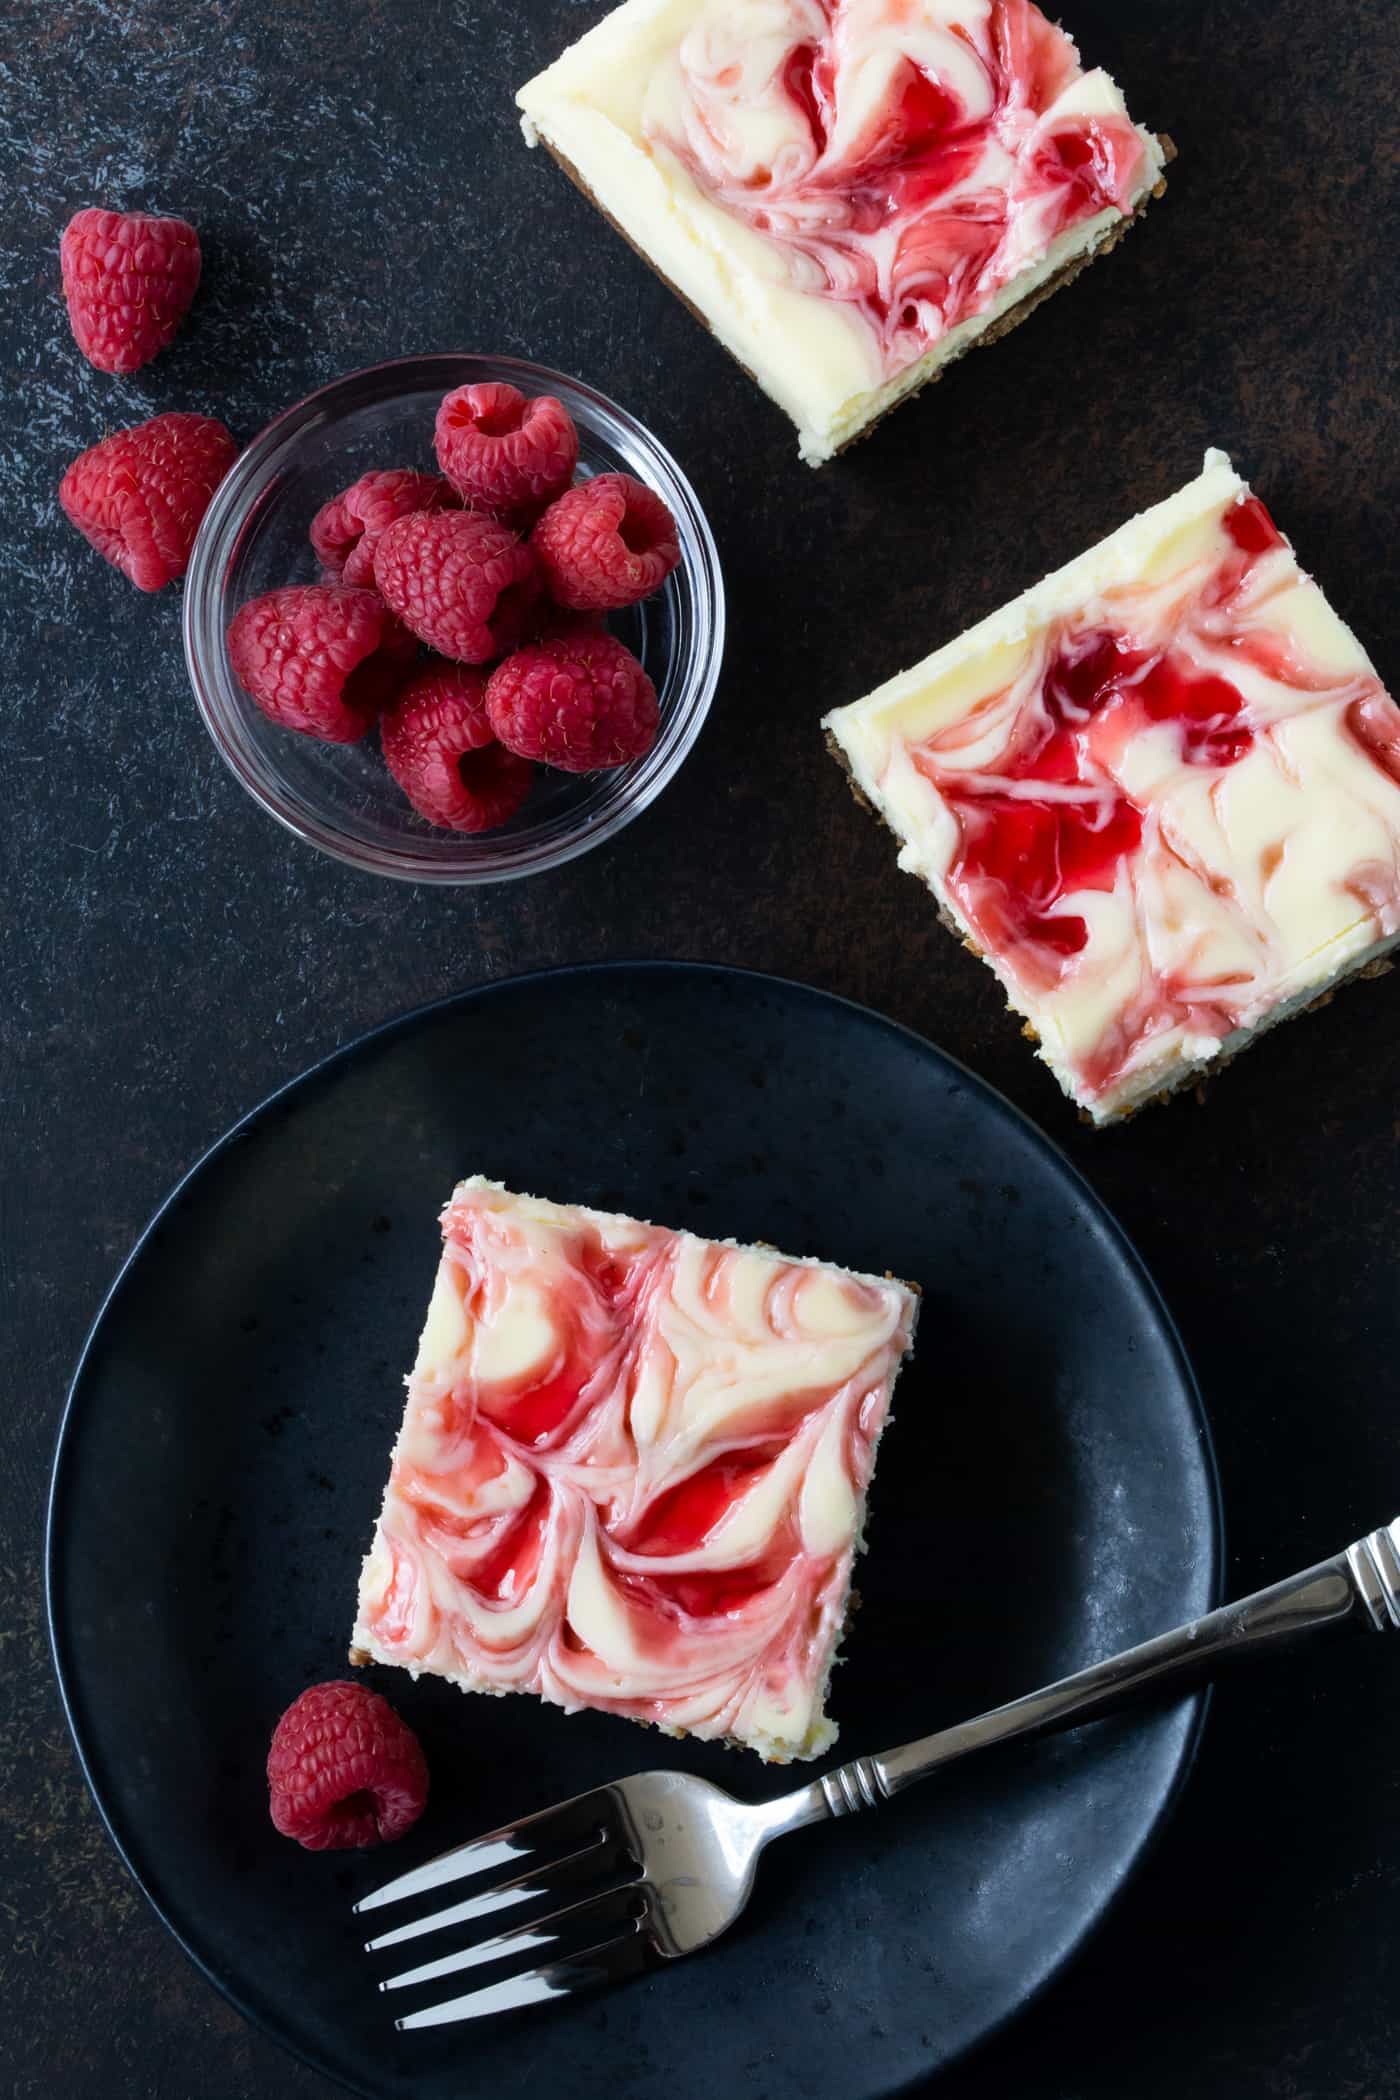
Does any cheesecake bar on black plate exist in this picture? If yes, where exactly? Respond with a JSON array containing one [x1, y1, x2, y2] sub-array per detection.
[[353, 1179, 919, 1760]]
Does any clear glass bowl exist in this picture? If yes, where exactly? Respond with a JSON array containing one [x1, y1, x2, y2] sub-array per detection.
[[184, 355, 724, 883]]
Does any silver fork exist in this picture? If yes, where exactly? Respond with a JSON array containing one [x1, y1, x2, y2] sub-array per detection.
[[358, 1517, 1400, 2029]]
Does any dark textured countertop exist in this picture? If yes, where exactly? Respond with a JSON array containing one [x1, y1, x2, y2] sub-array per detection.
[[6, 0, 1400, 2093]]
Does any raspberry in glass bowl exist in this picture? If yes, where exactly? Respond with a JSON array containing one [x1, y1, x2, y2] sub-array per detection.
[[183, 355, 723, 883]]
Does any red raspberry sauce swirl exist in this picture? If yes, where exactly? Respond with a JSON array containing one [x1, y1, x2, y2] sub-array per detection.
[[649, 0, 1150, 379]]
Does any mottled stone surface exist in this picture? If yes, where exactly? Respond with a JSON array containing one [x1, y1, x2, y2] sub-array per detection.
[[4, 0, 1400, 2093]]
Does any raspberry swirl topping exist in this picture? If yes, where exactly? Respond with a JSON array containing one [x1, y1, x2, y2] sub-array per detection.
[[643, 0, 1151, 382], [904, 486, 1400, 1108]]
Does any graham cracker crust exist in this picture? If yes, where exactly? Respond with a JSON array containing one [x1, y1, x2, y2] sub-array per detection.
[[530, 126, 1174, 464], [826, 723, 969, 957]]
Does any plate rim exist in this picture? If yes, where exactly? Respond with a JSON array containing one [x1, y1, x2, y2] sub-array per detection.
[[46, 959, 1224, 2099]]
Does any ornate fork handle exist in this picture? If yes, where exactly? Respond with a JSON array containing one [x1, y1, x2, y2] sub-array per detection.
[[807, 1519, 1400, 1822]]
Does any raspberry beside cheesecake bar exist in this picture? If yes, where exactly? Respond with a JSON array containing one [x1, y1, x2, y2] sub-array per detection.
[[825, 450, 1400, 1123], [517, 0, 1168, 465], [351, 1178, 919, 1760]]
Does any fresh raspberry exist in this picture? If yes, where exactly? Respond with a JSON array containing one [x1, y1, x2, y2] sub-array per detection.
[[434, 383, 578, 520], [60, 207, 202, 374], [381, 662, 535, 832], [487, 633, 659, 772], [267, 1681, 428, 1851], [59, 412, 237, 592], [373, 509, 539, 665], [530, 474, 680, 611], [310, 469, 459, 587], [227, 585, 416, 742]]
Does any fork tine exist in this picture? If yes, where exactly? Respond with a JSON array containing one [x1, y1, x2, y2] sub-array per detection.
[[379, 1885, 644, 1992], [363, 1831, 614, 1953], [353, 1832, 534, 1915], [354, 1786, 613, 1915], [393, 1920, 651, 2031]]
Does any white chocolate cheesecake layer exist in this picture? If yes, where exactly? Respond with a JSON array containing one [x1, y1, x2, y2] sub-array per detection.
[[518, 0, 1165, 462]]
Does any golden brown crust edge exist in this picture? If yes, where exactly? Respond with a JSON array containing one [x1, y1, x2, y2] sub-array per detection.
[[530, 129, 1174, 463], [1078, 948, 1397, 1125]]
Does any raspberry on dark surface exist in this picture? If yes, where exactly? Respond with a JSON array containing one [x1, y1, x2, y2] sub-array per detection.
[[227, 585, 416, 742], [372, 508, 539, 665], [60, 206, 202, 374], [434, 382, 578, 521], [381, 661, 535, 832], [530, 473, 681, 611], [486, 632, 660, 772], [267, 1680, 428, 1851], [59, 412, 238, 592], [310, 469, 459, 587]]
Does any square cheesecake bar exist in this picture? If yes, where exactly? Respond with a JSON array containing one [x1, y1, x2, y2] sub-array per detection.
[[517, 0, 1168, 464], [825, 450, 1400, 1123], [352, 1178, 919, 1760]]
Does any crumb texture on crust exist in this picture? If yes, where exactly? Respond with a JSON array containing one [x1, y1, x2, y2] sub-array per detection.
[[352, 1178, 920, 1760], [517, 0, 1167, 461], [824, 449, 1400, 1123]]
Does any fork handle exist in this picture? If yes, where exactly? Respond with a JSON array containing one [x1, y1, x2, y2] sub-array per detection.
[[810, 1519, 1400, 1818]]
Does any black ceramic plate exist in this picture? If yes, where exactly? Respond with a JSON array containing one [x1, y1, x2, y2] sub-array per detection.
[[48, 964, 1219, 2100]]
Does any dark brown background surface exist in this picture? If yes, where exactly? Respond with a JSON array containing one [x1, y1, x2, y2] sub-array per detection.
[[4, 0, 1400, 2093]]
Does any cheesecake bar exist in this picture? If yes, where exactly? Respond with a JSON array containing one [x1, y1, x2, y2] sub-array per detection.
[[517, 0, 1168, 465], [825, 450, 1400, 1123], [352, 1178, 919, 1760]]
